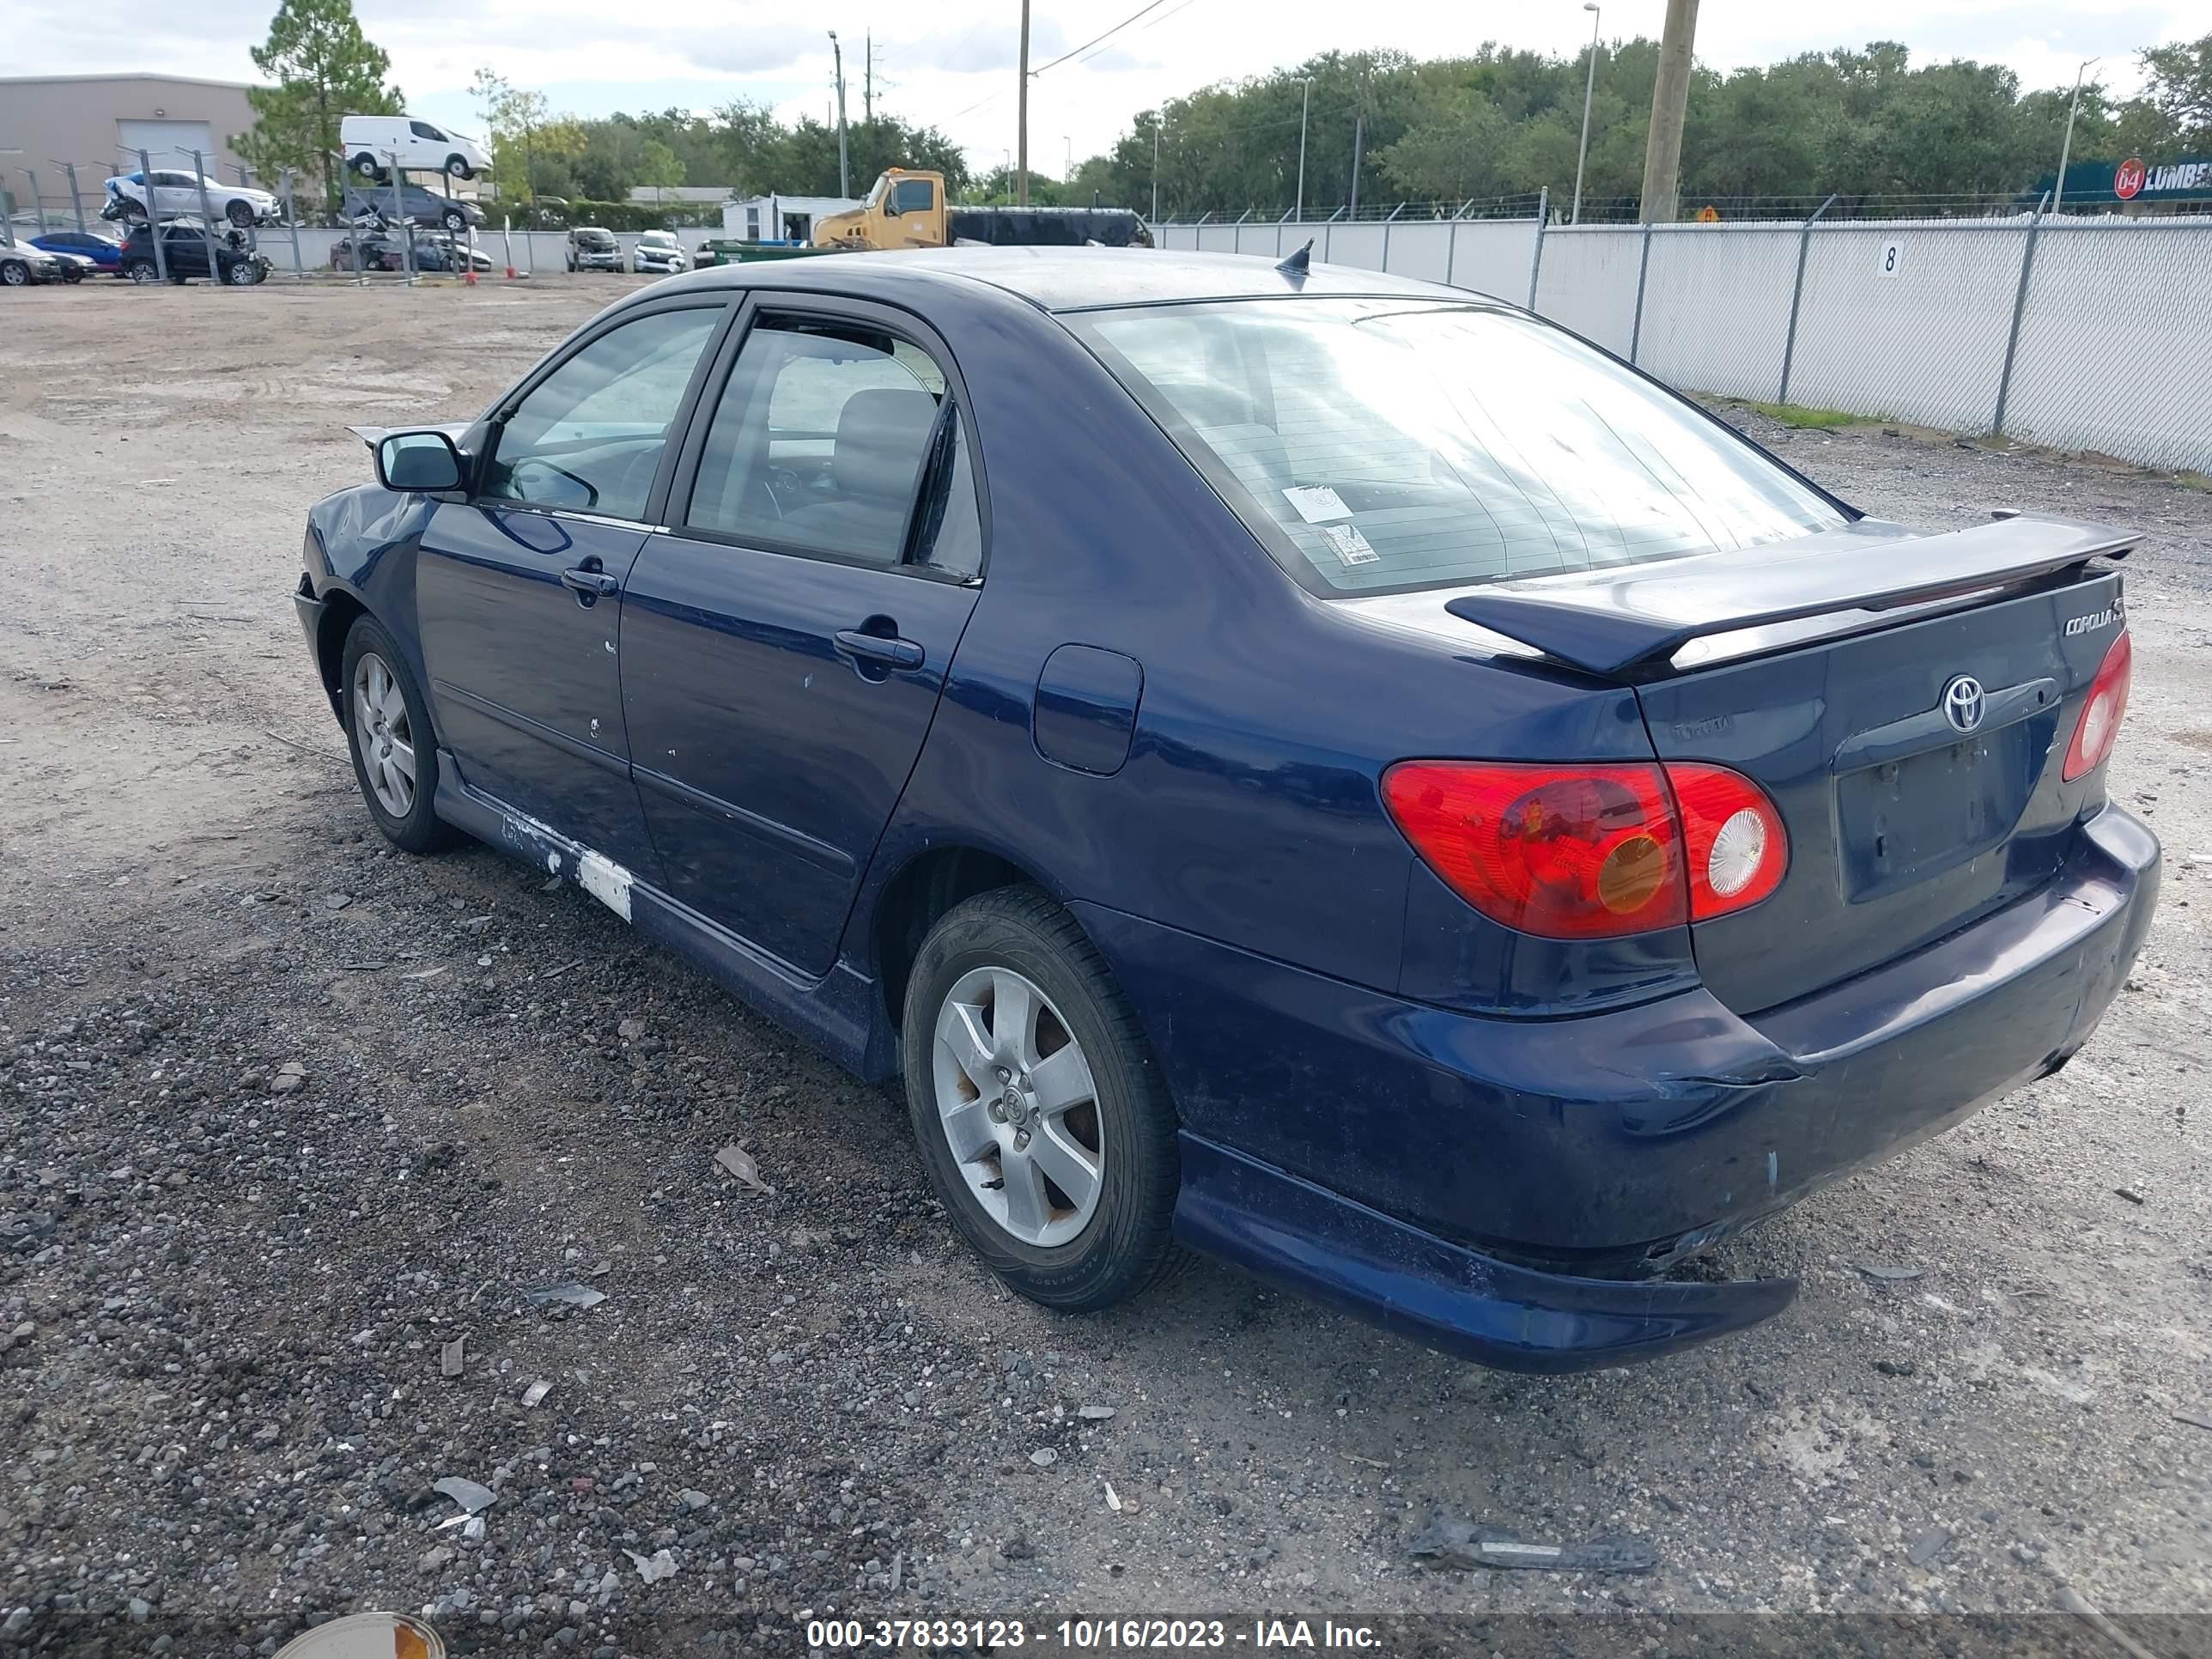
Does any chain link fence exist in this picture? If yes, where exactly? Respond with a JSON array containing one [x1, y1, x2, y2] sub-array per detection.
[[1155, 208, 2212, 476]]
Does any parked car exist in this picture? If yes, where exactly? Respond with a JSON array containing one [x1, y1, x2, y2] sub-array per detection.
[[0, 246, 73, 286], [342, 185, 483, 234], [30, 229, 122, 272], [104, 170, 279, 228], [291, 250, 2157, 1373], [631, 229, 689, 276], [565, 227, 621, 272], [42, 250, 94, 283], [340, 115, 491, 182], [118, 222, 270, 285], [331, 231, 493, 274]]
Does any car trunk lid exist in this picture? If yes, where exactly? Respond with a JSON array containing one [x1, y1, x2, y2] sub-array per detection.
[[1441, 514, 2135, 1013]]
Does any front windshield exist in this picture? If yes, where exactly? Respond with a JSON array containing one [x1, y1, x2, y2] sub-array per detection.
[[865, 174, 889, 209], [1073, 299, 1846, 595]]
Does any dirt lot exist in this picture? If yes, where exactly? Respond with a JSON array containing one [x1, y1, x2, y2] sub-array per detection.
[[2, 277, 2209, 1656]]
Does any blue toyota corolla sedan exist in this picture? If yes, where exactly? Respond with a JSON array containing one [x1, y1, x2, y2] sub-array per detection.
[[292, 248, 2158, 1371]]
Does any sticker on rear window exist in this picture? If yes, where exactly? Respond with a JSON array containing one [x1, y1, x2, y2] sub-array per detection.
[[1283, 484, 1351, 523], [1319, 522, 1379, 567]]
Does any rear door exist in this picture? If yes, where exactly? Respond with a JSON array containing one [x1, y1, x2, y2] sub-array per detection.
[[620, 296, 984, 975], [1636, 567, 2125, 1013], [415, 296, 732, 876]]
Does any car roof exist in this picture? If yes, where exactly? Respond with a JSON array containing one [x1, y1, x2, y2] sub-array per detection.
[[666, 246, 1503, 316]]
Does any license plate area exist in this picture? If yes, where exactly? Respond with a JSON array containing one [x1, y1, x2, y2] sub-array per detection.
[[1836, 722, 2040, 901]]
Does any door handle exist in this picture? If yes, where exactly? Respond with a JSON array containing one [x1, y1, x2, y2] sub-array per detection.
[[561, 565, 621, 599], [834, 629, 925, 672]]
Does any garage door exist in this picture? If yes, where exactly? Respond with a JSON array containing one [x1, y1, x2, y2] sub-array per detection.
[[116, 118, 216, 170]]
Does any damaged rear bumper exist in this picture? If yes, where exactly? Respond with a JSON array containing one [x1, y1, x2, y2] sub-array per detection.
[[1085, 803, 2158, 1370], [1176, 1136, 1801, 1372]]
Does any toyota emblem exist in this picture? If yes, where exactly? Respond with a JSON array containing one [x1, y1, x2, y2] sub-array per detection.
[[1942, 674, 1986, 734]]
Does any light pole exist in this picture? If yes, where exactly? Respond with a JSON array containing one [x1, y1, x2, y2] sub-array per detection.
[[828, 31, 850, 198], [2052, 56, 2097, 216], [1295, 76, 1311, 221], [1572, 4, 1600, 224], [1063, 134, 1072, 182], [1151, 123, 1159, 223]]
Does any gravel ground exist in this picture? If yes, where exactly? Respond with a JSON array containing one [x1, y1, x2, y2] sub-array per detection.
[[1, 279, 2209, 1656]]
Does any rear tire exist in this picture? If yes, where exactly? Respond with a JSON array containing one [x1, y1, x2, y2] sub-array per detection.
[[225, 200, 254, 228], [351, 152, 381, 183], [340, 616, 454, 855], [124, 258, 158, 283], [901, 886, 1185, 1313]]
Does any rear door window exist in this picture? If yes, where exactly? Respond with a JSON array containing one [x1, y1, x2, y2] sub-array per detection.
[[684, 319, 957, 568]]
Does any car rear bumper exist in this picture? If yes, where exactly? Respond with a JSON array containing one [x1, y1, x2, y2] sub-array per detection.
[[1079, 803, 2159, 1370]]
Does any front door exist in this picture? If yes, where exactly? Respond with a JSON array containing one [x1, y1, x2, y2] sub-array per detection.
[[621, 301, 986, 975], [416, 298, 730, 876]]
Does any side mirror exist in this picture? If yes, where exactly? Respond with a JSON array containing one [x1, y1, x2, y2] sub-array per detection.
[[375, 430, 466, 495]]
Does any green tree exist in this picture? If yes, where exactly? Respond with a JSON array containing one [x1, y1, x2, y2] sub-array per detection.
[[233, 0, 401, 210], [2136, 33, 2212, 149]]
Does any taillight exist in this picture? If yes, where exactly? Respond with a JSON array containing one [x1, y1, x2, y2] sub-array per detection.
[[1381, 760, 1788, 939], [2062, 629, 2131, 782], [1668, 763, 1789, 920]]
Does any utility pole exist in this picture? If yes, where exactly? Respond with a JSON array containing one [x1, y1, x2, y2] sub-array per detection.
[[828, 31, 849, 198], [1016, 0, 1031, 206], [1347, 59, 1368, 217], [2052, 56, 2097, 215], [1063, 134, 1072, 181], [1573, 4, 1601, 223], [1152, 121, 1160, 223], [865, 30, 874, 125], [1638, 0, 1698, 222], [1295, 77, 1310, 220]]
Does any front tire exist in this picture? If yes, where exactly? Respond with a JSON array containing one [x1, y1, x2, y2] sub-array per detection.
[[340, 617, 453, 854], [902, 886, 1184, 1312], [1, 261, 27, 287]]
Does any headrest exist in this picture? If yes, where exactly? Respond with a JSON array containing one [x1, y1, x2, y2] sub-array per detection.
[[833, 387, 939, 501]]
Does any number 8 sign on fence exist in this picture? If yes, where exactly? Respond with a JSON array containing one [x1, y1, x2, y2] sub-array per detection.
[[1879, 240, 1904, 277]]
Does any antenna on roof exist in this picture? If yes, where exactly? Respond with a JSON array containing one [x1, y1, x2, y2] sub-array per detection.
[[1275, 239, 1313, 282]]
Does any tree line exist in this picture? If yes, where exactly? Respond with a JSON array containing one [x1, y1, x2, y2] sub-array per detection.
[[229, 0, 2210, 222], [1078, 33, 2212, 219]]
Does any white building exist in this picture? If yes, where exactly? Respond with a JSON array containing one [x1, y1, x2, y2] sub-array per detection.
[[722, 193, 861, 243]]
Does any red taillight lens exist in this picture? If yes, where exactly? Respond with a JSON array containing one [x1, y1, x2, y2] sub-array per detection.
[[1382, 760, 1789, 939], [1668, 762, 1790, 920], [1382, 762, 1687, 939], [2063, 629, 2131, 782]]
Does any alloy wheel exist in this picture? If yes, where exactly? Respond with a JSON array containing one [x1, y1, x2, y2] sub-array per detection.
[[931, 965, 1104, 1248], [1, 264, 25, 287], [350, 650, 417, 818]]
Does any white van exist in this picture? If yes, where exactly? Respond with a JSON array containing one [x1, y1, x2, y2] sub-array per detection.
[[339, 116, 491, 183]]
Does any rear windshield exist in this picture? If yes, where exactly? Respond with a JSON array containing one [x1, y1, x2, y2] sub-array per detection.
[[575, 229, 615, 246], [1071, 298, 1846, 595]]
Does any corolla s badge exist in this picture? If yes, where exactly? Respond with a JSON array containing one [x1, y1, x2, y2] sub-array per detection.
[[1942, 674, 1987, 734]]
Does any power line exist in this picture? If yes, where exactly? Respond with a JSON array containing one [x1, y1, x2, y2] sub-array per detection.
[[1031, 0, 1174, 76]]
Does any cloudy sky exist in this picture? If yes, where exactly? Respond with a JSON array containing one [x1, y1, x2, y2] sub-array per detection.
[[14, 0, 2197, 179]]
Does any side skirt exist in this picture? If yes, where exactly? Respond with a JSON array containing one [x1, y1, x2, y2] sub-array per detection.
[[432, 752, 895, 1080]]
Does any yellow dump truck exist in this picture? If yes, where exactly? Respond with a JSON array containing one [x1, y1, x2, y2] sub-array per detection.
[[812, 168, 1152, 252]]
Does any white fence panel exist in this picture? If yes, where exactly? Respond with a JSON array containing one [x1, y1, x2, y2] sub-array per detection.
[[1323, 222, 1386, 270], [1444, 221, 1537, 301], [1195, 224, 1238, 254], [1386, 221, 1453, 284], [1636, 223, 1800, 401], [1235, 222, 1282, 258], [1157, 224, 1199, 251], [2002, 217, 2212, 474], [1787, 220, 2021, 431], [1531, 228, 1644, 356]]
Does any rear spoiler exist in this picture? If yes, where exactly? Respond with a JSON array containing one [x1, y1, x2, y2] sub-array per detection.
[[1445, 514, 2136, 680]]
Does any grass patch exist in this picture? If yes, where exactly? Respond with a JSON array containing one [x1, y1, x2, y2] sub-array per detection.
[[1735, 399, 1874, 429]]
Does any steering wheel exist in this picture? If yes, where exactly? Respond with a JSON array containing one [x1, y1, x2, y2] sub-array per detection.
[[761, 465, 804, 517], [511, 457, 599, 511]]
